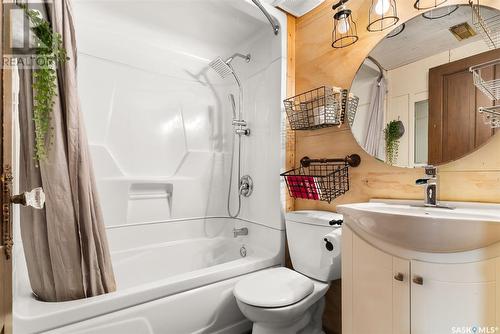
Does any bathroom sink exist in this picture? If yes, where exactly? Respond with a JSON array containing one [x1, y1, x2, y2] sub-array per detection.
[[337, 201, 500, 253]]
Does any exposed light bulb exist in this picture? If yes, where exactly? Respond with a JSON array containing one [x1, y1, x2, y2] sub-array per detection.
[[375, 0, 390, 15], [337, 16, 350, 34]]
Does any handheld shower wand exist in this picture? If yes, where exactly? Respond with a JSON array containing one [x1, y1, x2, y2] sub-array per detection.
[[228, 94, 237, 120]]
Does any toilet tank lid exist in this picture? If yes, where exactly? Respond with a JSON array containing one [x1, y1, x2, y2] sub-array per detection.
[[285, 210, 343, 227]]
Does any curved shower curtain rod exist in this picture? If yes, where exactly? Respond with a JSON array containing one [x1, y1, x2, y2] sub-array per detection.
[[251, 0, 281, 35]]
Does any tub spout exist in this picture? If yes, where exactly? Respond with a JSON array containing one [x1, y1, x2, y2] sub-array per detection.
[[233, 227, 248, 238]]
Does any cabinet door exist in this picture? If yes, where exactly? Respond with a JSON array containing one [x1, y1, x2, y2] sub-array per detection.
[[344, 227, 410, 334], [411, 259, 499, 334]]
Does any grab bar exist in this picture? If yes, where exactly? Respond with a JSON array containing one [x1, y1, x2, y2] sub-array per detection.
[[251, 0, 280, 35]]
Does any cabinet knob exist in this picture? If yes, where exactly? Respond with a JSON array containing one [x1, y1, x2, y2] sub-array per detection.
[[413, 275, 424, 285], [394, 272, 404, 281]]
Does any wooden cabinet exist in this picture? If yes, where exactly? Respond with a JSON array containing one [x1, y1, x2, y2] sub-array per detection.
[[343, 225, 500, 334]]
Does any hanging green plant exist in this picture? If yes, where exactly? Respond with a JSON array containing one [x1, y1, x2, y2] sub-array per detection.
[[20, 4, 68, 162], [384, 120, 404, 165]]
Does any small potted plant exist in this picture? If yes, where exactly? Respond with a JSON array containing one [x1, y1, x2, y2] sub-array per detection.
[[384, 120, 405, 165]]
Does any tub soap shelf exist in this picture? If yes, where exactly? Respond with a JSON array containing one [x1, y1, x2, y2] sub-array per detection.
[[280, 155, 361, 203]]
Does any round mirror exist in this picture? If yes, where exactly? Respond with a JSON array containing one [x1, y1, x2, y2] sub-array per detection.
[[350, 4, 500, 168]]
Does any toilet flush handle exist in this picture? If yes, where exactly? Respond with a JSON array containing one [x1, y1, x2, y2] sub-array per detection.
[[324, 238, 334, 252]]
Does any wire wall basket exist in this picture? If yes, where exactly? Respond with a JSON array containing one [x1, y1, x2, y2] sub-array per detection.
[[470, 58, 500, 129], [470, 59, 500, 101], [345, 93, 360, 127], [284, 86, 344, 130], [479, 106, 500, 128], [470, 0, 500, 50], [281, 155, 361, 203]]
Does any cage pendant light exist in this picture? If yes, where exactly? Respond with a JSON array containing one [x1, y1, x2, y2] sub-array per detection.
[[367, 0, 399, 32], [332, 1, 359, 49], [414, 0, 448, 10]]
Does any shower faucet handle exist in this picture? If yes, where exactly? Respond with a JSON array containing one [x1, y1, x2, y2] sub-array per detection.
[[11, 187, 46, 209], [239, 175, 253, 197]]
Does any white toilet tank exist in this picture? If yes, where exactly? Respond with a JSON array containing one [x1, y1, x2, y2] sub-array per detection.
[[286, 210, 342, 282]]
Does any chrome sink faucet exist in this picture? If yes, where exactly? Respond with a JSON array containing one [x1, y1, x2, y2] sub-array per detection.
[[233, 227, 248, 238], [416, 166, 438, 206]]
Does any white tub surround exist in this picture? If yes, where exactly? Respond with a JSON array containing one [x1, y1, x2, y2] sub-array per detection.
[[74, 0, 286, 230]]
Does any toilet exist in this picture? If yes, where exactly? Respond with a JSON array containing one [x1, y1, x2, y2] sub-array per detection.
[[234, 211, 342, 334]]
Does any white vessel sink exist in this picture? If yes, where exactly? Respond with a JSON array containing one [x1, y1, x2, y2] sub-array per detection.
[[337, 201, 500, 253]]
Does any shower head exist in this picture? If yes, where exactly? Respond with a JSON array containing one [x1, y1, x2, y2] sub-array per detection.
[[209, 53, 251, 79], [209, 57, 234, 79]]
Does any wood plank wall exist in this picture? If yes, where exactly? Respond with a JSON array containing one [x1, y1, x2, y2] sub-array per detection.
[[286, 14, 296, 213], [288, 1, 500, 333]]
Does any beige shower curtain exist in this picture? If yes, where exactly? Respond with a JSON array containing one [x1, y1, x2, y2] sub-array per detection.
[[18, 0, 116, 302]]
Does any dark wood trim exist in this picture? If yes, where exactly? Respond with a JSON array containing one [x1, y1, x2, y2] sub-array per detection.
[[1, 1, 13, 333]]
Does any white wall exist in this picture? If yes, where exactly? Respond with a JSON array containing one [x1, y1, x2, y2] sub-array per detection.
[[74, 0, 286, 230]]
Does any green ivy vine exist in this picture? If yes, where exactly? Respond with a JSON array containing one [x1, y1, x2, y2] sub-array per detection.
[[384, 120, 401, 166], [20, 4, 68, 162]]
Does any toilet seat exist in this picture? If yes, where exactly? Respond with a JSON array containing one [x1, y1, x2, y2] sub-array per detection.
[[234, 267, 314, 308]]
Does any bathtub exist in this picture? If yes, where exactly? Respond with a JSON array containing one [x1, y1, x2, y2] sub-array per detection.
[[13, 218, 284, 333]]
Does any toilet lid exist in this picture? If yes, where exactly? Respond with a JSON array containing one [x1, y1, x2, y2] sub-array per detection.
[[234, 267, 314, 308]]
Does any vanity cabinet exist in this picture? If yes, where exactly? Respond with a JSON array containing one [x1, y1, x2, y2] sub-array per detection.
[[342, 225, 500, 334], [411, 259, 497, 334]]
